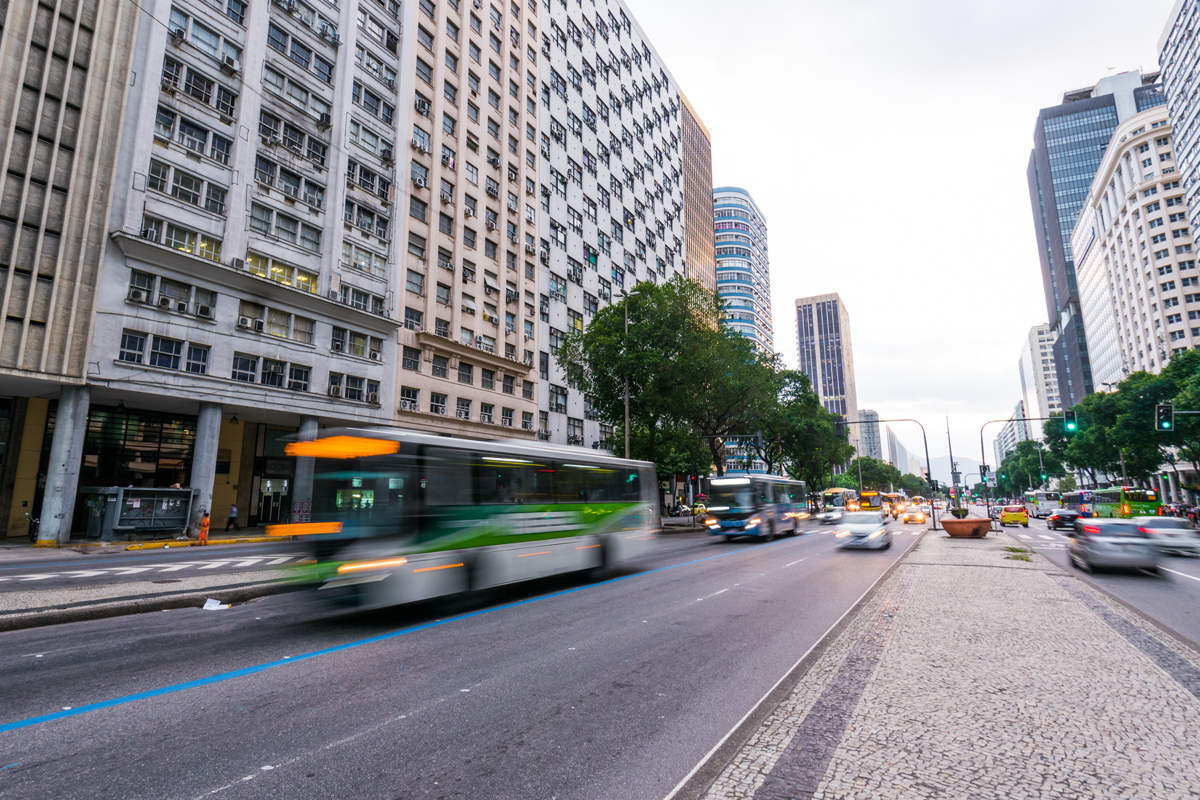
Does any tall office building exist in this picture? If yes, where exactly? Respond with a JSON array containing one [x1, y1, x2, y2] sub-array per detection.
[[1027, 69, 1166, 408], [1073, 106, 1195, 388], [858, 409, 883, 461], [1016, 324, 1062, 438], [0, 0, 138, 540], [679, 94, 715, 292], [714, 187, 773, 353], [1160, 1, 1200, 237], [795, 293, 857, 451], [535, 0, 688, 448], [0, 0, 693, 541]]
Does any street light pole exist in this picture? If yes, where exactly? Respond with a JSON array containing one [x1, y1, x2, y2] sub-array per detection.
[[622, 290, 639, 460], [836, 417, 939, 531]]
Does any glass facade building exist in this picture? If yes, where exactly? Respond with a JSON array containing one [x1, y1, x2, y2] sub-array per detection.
[[1026, 70, 1165, 408], [795, 293, 857, 450], [680, 94, 716, 292], [713, 187, 773, 352]]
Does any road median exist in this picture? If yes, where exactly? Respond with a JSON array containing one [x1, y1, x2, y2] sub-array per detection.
[[0, 571, 296, 633]]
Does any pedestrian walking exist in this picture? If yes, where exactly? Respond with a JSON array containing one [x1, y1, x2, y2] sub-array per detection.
[[225, 504, 240, 532], [198, 510, 209, 546]]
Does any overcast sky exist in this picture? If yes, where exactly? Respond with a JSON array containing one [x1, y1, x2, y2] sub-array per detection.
[[630, 0, 1176, 464]]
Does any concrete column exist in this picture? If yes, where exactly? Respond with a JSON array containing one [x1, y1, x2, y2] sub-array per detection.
[[1169, 471, 1181, 505], [1157, 473, 1170, 504], [38, 385, 91, 545], [188, 402, 223, 537], [290, 415, 318, 523]]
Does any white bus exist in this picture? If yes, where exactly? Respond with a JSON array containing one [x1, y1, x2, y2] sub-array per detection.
[[1023, 490, 1062, 519]]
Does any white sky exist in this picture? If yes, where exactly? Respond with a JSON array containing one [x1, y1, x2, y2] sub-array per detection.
[[630, 0, 1175, 463]]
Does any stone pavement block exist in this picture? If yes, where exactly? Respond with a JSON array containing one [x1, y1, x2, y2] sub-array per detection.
[[701, 529, 1200, 800]]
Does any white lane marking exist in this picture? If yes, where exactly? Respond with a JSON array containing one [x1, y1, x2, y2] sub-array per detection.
[[265, 556, 296, 565], [110, 567, 154, 575], [911, 531, 921, 536], [785, 558, 808, 567], [1161, 567, 1200, 583], [1038, 535, 1056, 541], [705, 588, 729, 599], [231, 558, 266, 567], [1018, 535, 1033, 540], [156, 562, 207, 572]]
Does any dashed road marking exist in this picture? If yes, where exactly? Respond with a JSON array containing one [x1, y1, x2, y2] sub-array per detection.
[[0, 554, 306, 583]]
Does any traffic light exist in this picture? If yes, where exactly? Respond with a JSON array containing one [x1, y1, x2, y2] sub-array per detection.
[[1000, 470, 1007, 480], [980, 464, 989, 479], [1156, 403, 1175, 432], [929, 479, 939, 492], [1040, 471, 1047, 481], [834, 420, 846, 437], [1065, 411, 1078, 433]]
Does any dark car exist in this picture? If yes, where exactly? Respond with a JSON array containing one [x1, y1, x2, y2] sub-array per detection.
[[1047, 508, 1081, 530]]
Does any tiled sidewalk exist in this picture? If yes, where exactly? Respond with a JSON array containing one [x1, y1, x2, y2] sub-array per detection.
[[700, 529, 1200, 799]]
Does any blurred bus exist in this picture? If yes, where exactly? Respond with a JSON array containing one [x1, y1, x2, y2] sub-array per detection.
[[703, 475, 807, 540], [275, 429, 659, 609], [1022, 490, 1062, 519], [821, 487, 858, 511], [858, 490, 884, 511], [883, 492, 906, 515], [1061, 490, 1095, 518], [1092, 486, 1161, 519]]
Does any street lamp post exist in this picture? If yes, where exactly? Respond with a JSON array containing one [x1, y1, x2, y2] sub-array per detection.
[[622, 290, 639, 460]]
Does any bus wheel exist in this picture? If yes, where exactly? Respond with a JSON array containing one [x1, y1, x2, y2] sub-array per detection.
[[763, 523, 775, 543]]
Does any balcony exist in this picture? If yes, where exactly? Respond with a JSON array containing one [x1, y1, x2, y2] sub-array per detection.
[[415, 330, 532, 374]]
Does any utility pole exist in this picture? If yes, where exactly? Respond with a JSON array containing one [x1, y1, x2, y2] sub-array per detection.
[[1119, 448, 1128, 484], [622, 290, 639, 460]]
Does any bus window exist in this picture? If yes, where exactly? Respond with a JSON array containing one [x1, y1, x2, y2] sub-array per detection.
[[422, 448, 473, 506], [472, 456, 553, 505], [774, 484, 789, 504]]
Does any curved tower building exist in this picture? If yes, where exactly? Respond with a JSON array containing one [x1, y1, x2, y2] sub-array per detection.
[[713, 187, 774, 353]]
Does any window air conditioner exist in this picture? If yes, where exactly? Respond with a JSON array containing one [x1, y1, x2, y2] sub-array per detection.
[[381, 147, 394, 163], [441, 154, 452, 166], [464, 207, 475, 217], [456, 410, 470, 419], [414, 176, 427, 188], [127, 288, 146, 303], [237, 316, 252, 328], [441, 191, 453, 204], [486, 221, 496, 230], [197, 305, 213, 318], [176, 301, 189, 313], [157, 296, 173, 308], [370, 350, 382, 361], [400, 399, 417, 411], [366, 392, 380, 404], [318, 112, 332, 129], [253, 319, 265, 332], [475, 335, 485, 343], [222, 56, 240, 75], [328, 385, 342, 397], [332, 340, 344, 351]]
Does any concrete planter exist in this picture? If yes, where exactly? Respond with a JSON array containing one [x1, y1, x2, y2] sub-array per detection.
[[941, 518, 991, 538]]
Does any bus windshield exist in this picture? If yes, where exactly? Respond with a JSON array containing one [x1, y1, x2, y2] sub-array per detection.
[[709, 483, 756, 511]]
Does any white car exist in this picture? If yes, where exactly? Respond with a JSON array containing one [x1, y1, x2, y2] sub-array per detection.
[[835, 512, 892, 550], [816, 509, 843, 525]]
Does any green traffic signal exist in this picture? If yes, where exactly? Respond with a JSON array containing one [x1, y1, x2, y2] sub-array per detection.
[[1156, 404, 1174, 431], [1065, 411, 1078, 433]]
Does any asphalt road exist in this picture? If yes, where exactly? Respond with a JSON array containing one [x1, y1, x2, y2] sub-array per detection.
[[0, 542, 312, 591], [1007, 514, 1200, 647], [0, 525, 920, 800]]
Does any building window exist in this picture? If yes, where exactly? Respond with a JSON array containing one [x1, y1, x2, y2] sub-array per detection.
[[431, 393, 448, 415], [433, 355, 449, 378], [149, 336, 183, 369], [402, 346, 421, 371], [288, 365, 311, 391], [345, 375, 365, 401], [262, 358, 287, 387], [186, 344, 209, 374], [231, 354, 257, 383], [119, 331, 146, 363], [456, 398, 472, 419]]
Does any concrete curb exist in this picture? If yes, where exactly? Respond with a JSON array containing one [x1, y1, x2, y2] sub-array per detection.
[[126, 536, 285, 550], [0, 580, 299, 633], [663, 528, 926, 800]]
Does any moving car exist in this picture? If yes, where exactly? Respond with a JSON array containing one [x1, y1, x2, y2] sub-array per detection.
[[1131, 516, 1200, 557], [1047, 508, 1081, 531], [1067, 519, 1159, 573], [816, 509, 844, 525], [834, 512, 892, 550], [901, 507, 926, 524], [999, 505, 1029, 527]]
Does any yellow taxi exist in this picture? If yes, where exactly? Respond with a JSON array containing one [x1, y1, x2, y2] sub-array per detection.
[[999, 505, 1029, 528]]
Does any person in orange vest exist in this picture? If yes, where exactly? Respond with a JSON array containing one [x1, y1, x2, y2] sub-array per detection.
[[198, 510, 210, 546]]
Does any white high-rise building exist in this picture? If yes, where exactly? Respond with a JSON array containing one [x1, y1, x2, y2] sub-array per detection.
[[714, 187, 773, 353], [1017, 324, 1062, 438], [1072, 106, 1196, 385]]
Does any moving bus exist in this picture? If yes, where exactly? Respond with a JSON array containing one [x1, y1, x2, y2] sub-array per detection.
[[858, 491, 884, 511], [821, 487, 859, 511], [704, 475, 807, 540], [276, 428, 660, 609], [883, 492, 906, 512], [1092, 486, 1161, 518], [1022, 490, 1062, 519], [1061, 490, 1095, 517]]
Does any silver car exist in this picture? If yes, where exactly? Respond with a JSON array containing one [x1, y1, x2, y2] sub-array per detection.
[[1131, 516, 1200, 556], [835, 512, 892, 550], [1067, 519, 1159, 573], [817, 509, 844, 525]]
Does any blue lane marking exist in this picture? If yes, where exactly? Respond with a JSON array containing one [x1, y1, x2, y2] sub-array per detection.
[[0, 546, 301, 572], [0, 543, 771, 733]]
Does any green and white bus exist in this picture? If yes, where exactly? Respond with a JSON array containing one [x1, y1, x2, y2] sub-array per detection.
[[275, 429, 659, 609], [1091, 486, 1161, 519]]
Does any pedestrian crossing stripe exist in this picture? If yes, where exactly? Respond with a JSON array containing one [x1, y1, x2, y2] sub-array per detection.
[[0, 554, 306, 582]]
